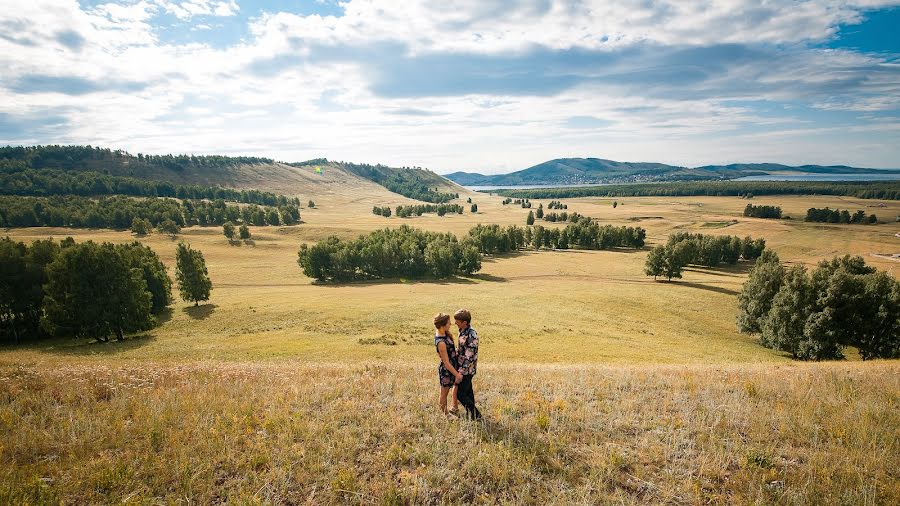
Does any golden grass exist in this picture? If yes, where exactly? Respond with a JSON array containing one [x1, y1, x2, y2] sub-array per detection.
[[0, 360, 897, 504], [1, 193, 898, 504], [2, 194, 896, 364]]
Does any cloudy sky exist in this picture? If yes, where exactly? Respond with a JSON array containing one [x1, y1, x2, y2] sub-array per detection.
[[1, 1, 899, 174]]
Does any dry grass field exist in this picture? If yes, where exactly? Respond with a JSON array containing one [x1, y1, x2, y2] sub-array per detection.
[[1, 189, 898, 503]]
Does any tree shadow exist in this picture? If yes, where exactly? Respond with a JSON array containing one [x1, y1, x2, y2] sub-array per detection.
[[183, 304, 217, 320], [314, 273, 508, 287], [35, 333, 157, 356], [155, 308, 174, 325], [669, 281, 740, 296]]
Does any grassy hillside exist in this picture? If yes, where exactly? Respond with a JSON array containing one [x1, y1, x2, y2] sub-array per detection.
[[290, 159, 463, 203], [1, 189, 898, 504], [445, 157, 900, 186], [1, 360, 896, 504], [0, 145, 431, 202]]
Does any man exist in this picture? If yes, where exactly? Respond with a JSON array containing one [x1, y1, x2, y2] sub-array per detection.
[[454, 309, 482, 420]]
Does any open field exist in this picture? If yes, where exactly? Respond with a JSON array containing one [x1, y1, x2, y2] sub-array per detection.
[[1, 360, 897, 504], [1, 192, 898, 503], [2, 193, 897, 364]]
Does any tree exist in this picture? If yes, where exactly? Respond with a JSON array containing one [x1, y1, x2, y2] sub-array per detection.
[[43, 241, 153, 341], [644, 246, 666, 280], [613, 201, 618, 208], [158, 219, 180, 238], [736, 252, 784, 333], [466, 197, 472, 204], [175, 243, 212, 306], [644, 243, 688, 281], [308, 200, 315, 208], [119, 242, 172, 314], [223, 221, 236, 241], [760, 266, 814, 358], [470, 203, 478, 213], [855, 272, 900, 359], [458, 243, 482, 275], [131, 217, 152, 236], [526, 210, 535, 225], [536, 206, 544, 219], [239, 224, 251, 240]]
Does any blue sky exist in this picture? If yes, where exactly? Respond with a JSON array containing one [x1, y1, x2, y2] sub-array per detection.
[[1, 1, 899, 174]]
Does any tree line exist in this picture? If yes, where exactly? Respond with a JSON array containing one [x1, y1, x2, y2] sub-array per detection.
[[743, 204, 782, 219], [805, 207, 878, 224], [297, 225, 482, 282], [298, 219, 647, 282], [0, 237, 211, 343], [0, 167, 300, 206], [0, 145, 272, 173], [373, 203, 466, 218], [0, 196, 300, 229], [492, 181, 900, 200], [737, 253, 898, 360], [645, 233, 766, 281]]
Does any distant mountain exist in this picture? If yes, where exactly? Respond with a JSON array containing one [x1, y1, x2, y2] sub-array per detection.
[[445, 158, 900, 186]]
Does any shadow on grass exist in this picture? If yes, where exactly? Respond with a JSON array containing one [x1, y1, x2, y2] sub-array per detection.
[[33, 333, 157, 356], [312, 274, 508, 287], [183, 303, 217, 320], [669, 281, 740, 296]]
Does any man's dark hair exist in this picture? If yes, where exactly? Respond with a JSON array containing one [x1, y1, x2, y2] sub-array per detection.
[[454, 309, 472, 323]]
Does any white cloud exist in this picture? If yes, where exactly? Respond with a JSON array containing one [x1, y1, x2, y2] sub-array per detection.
[[0, 0, 898, 171]]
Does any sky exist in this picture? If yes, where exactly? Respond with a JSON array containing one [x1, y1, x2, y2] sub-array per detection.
[[1, 1, 899, 174]]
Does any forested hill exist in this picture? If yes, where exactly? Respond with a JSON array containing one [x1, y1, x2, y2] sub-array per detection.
[[0, 145, 463, 202], [0, 145, 273, 182], [445, 157, 900, 186]]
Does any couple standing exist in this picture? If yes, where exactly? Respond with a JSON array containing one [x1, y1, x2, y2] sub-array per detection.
[[434, 309, 482, 420]]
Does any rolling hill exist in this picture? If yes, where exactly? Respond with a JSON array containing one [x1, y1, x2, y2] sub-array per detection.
[[445, 157, 900, 186], [0, 145, 465, 202]]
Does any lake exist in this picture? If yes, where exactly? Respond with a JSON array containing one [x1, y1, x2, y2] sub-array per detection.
[[465, 173, 900, 191]]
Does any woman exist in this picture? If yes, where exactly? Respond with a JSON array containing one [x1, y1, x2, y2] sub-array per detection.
[[434, 312, 463, 417]]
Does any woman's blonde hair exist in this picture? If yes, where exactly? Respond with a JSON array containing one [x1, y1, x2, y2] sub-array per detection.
[[433, 312, 451, 328]]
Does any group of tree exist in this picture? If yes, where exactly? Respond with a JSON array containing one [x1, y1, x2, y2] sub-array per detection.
[[467, 224, 527, 254], [0, 195, 299, 230], [0, 167, 300, 207], [223, 222, 251, 242], [805, 207, 878, 224], [297, 225, 481, 282], [503, 198, 532, 208], [645, 233, 766, 281], [0, 236, 213, 343], [737, 253, 899, 360], [547, 200, 567, 209], [541, 211, 583, 223], [375, 203, 465, 218], [743, 204, 783, 219], [372, 206, 392, 217], [298, 219, 647, 282], [493, 181, 900, 201]]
